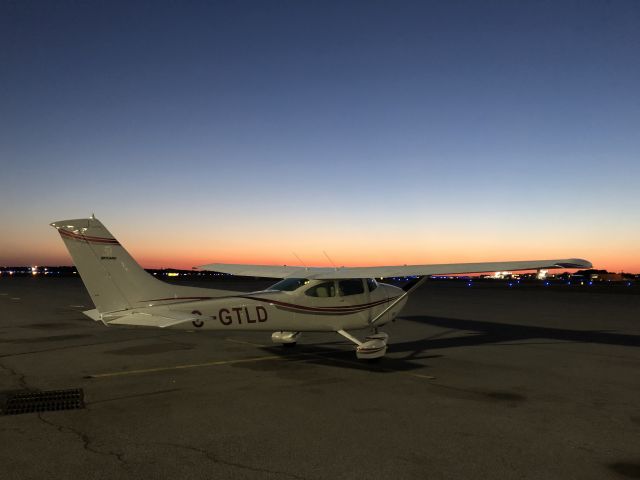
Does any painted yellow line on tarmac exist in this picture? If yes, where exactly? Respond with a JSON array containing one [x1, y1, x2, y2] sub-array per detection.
[[405, 372, 437, 380], [87, 354, 292, 378], [225, 338, 268, 348], [89, 338, 436, 381]]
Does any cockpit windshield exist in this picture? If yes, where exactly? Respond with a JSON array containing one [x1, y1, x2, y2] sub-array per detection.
[[268, 278, 310, 291]]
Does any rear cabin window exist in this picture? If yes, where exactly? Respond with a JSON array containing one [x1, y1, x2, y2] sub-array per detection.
[[338, 279, 365, 296], [305, 282, 336, 297], [269, 278, 309, 291], [367, 278, 378, 292]]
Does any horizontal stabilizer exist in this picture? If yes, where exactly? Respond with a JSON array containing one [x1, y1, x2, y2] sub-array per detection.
[[83, 309, 101, 321], [106, 309, 197, 328]]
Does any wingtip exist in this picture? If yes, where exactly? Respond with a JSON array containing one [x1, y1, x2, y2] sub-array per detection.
[[554, 258, 593, 269], [573, 258, 593, 269], [50, 215, 100, 229]]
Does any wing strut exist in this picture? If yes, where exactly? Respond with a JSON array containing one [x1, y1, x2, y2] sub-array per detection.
[[369, 276, 429, 326]]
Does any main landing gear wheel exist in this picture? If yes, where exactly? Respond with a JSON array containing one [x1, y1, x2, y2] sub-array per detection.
[[271, 331, 300, 347]]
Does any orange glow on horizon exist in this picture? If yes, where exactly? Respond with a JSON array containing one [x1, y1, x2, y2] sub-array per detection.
[[1, 226, 638, 274], [3, 252, 637, 274]]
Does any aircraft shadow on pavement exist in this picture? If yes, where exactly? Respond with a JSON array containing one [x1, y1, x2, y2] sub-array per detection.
[[257, 343, 438, 373], [397, 315, 640, 360], [254, 316, 639, 371]]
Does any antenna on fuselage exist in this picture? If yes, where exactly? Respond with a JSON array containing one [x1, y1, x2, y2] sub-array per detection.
[[323, 251, 339, 271], [292, 252, 308, 271]]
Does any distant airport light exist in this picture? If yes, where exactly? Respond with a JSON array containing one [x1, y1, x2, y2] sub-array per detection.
[[492, 271, 512, 279]]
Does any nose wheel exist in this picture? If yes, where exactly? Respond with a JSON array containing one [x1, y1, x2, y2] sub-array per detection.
[[336, 330, 389, 360]]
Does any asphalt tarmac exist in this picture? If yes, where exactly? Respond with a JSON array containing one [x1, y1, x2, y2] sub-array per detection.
[[0, 277, 638, 480]]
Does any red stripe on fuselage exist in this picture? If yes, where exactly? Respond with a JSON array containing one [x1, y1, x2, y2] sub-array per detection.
[[141, 296, 216, 302], [236, 295, 398, 314], [59, 229, 120, 245], [136, 295, 400, 315]]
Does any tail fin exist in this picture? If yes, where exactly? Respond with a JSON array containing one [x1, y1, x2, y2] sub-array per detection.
[[51, 216, 212, 315]]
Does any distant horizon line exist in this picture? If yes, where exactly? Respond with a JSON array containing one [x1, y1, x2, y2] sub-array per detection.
[[1, 265, 638, 276]]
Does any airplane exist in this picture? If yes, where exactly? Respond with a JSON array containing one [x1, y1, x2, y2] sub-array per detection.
[[50, 216, 592, 360]]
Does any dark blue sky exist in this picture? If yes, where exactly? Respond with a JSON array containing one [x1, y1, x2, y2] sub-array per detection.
[[2, 1, 639, 270]]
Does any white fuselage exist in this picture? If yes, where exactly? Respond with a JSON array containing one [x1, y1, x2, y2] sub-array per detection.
[[148, 281, 406, 332]]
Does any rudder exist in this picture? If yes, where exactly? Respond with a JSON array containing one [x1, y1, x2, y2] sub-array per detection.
[[51, 216, 189, 314]]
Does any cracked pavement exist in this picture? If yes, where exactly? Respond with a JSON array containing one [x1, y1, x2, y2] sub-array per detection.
[[0, 277, 639, 480]]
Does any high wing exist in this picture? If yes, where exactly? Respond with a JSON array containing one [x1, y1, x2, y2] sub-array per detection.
[[198, 258, 592, 279], [198, 264, 314, 278]]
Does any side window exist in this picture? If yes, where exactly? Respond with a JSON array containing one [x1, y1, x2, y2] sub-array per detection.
[[367, 278, 378, 292], [268, 278, 310, 291], [305, 282, 336, 297], [338, 279, 364, 296]]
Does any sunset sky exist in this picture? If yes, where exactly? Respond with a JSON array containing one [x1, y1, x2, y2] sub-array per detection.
[[1, 1, 639, 272]]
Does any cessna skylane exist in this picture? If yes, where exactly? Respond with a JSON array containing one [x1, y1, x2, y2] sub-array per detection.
[[51, 216, 591, 360]]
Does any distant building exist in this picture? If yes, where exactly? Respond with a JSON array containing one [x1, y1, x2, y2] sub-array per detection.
[[490, 271, 513, 279], [590, 272, 624, 282]]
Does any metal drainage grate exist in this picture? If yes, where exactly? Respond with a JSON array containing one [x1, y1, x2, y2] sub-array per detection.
[[1, 388, 85, 415]]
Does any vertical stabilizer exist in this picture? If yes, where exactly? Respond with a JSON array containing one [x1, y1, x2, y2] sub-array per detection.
[[50, 216, 216, 314]]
